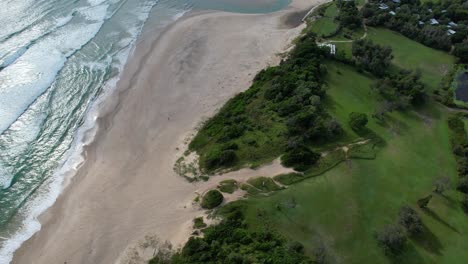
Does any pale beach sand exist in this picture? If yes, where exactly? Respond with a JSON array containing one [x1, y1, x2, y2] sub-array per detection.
[[12, 0, 328, 263]]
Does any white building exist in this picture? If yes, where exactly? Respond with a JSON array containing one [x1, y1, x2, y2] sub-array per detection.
[[447, 29, 456, 35], [389, 11, 396, 16], [430, 18, 439, 25]]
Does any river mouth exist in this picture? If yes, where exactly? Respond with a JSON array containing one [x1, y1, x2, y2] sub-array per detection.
[[455, 71, 468, 102]]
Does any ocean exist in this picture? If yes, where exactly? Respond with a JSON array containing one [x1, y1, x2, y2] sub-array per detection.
[[0, 0, 290, 262]]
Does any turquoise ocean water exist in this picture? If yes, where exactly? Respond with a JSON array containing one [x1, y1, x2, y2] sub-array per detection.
[[0, 0, 290, 262]]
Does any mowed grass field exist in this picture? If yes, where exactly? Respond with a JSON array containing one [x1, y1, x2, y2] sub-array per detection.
[[366, 28, 455, 91], [310, 3, 339, 37], [334, 28, 455, 91], [225, 61, 468, 263]]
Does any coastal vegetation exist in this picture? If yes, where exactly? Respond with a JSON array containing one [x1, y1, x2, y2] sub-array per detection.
[[156, 1, 468, 263], [189, 32, 342, 173], [201, 190, 224, 209]]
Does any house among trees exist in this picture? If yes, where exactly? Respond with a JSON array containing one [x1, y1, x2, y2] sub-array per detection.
[[392, 0, 400, 3], [319, 43, 336, 55], [449, 21, 458, 28], [447, 29, 456, 36], [389, 11, 396, 16], [430, 18, 439, 25], [379, 3, 389, 10]]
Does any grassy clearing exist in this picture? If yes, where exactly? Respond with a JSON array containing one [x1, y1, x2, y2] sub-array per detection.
[[222, 62, 467, 263], [309, 3, 339, 37], [366, 28, 456, 91]]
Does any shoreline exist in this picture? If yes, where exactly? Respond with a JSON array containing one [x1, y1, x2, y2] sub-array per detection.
[[12, 1, 329, 263]]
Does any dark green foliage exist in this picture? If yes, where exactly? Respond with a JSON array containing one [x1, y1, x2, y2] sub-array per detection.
[[363, 0, 463, 53], [193, 217, 207, 229], [189, 31, 342, 172], [352, 39, 393, 77], [398, 206, 423, 235], [202, 149, 237, 171], [281, 145, 321, 171], [375, 224, 407, 255], [201, 190, 224, 209], [462, 194, 468, 214], [348, 112, 368, 131], [169, 206, 313, 264], [373, 70, 426, 107], [457, 177, 468, 194], [336, 0, 362, 30], [454, 41, 468, 63], [433, 177, 451, 194]]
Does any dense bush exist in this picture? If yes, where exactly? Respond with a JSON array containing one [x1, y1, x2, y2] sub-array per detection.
[[454, 42, 468, 63], [201, 190, 224, 209], [376, 224, 407, 255], [362, 0, 466, 55], [352, 39, 393, 77], [348, 112, 368, 131], [336, 0, 362, 30], [462, 194, 468, 214], [281, 145, 321, 171], [168, 206, 313, 263], [373, 69, 426, 107], [202, 149, 237, 171], [398, 206, 423, 235], [457, 177, 468, 194]]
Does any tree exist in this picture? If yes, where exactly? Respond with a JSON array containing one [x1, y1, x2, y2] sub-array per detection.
[[348, 112, 368, 131], [281, 145, 321, 171], [398, 206, 423, 235], [201, 190, 224, 209], [457, 177, 468, 194], [462, 194, 468, 214], [352, 39, 393, 77], [376, 224, 407, 255], [433, 177, 451, 194], [454, 42, 468, 63], [417, 194, 433, 208]]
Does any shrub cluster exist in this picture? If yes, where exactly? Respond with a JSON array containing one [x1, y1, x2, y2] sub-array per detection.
[[336, 0, 362, 30], [167, 206, 313, 263], [352, 39, 393, 77], [373, 69, 426, 107], [201, 190, 224, 209]]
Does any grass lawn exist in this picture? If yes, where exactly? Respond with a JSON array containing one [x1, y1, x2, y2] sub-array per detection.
[[309, 3, 339, 37], [333, 28, 456, 92], [366, 28, 456, 91], [224, 62, 468, 263]]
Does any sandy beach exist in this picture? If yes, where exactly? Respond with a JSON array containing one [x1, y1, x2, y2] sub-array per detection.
[[12, 0, 328, 263]]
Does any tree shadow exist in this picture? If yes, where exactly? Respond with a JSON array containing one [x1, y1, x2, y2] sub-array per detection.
[[435, 192, 458, 210], [387, 243, 425, 264], [422, 207, 459, 234], [411, 223, 443, 255]]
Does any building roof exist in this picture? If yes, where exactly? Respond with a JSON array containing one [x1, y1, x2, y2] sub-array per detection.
[[447, 29, 456, 35], [389, 11, 396, 16], [430, 18, 439, 25]]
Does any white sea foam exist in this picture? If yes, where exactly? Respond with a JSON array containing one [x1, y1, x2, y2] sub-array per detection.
[[0, 4, 109, 134], [0, 4, 189, 263]]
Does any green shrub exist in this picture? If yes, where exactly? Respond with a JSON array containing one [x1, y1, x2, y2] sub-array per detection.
[[273, 173, 305, 185], [202, 149, 237, 171], [201, 190, 224, 209], [193, 217, 207, 229], [462, 195, 468, 214], [281, 145, 321, 171], [240, 183, 262, 195], [348, 112, 368, 131], [457, 177, 468, 194], [217, 179, 238, 194]]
